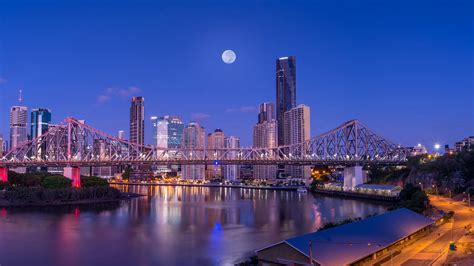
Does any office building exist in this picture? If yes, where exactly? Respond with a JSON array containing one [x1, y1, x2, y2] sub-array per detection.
[[0, 134, 4, 155], [30, 108, 51, 139], [151, 115, 184, 173], [129, 96, 145, 148], [151, 115, 184, 149], [253, 102, 278, 180], [283, 104, 311, 179], [118, 130, 125, 140], [206, 129, 225, 179], [181, 122, 205, 181], [276, 56, 296, 146], [224, 136, 240, 181], [10, 105, 28, 150]]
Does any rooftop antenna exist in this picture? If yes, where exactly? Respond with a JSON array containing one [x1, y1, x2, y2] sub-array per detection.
[[18, 89, 23, 103]]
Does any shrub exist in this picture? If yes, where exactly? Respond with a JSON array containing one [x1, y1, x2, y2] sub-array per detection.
[[42, 176, 72, 189], [4, 186, 122, 203], [399, 183, 429, 213], [81, 176, 109, 187]]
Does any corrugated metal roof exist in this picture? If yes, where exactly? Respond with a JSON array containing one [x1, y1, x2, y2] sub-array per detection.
[[260, 208, 433, 265], [355, 184, 401, 191]]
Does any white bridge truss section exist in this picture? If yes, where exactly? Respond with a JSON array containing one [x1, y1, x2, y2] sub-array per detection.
[[0, 118, 409, 167]]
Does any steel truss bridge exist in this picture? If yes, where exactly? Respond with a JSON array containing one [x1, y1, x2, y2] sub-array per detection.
[[0, 117, 409, 168]]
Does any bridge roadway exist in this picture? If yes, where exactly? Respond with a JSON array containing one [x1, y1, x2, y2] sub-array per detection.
[[0, 158, 404, 168]]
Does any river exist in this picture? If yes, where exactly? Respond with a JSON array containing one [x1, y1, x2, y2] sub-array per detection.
[[0, 185, 388, 265]]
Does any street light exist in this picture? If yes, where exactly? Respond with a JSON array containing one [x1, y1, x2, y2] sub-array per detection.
[[434, 143, 441, 150]]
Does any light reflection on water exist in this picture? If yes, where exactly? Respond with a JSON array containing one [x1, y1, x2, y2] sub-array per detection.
[[0, 185, 388, 265]]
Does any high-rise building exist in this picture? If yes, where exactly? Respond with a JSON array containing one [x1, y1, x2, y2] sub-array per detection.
[[258, 102, 275, 124], [151, 115, 184, 174], [276, 56, 296, 146], [206, 129, 225, 179], [10, 106, 28, 150], [129, 96, 145, 148], [151, 115, 184, 149], [118, 130, 125, 140], [181, 122, 205, 180], [253, 103, 278, 180], [283, 104, 311, 179], [0, 134, 4, 155], [30, 108, 51, 139], [224, 136, 240, 181]]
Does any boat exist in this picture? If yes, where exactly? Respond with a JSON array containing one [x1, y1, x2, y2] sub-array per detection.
[[297, 187, 308, 193]]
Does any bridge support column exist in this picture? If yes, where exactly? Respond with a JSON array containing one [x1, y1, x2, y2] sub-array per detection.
[[64, 166, 81, 188], [0, 167, 8, 182], [343, 165, 363, 190]]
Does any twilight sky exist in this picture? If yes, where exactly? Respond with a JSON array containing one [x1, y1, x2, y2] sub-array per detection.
[[0, 0, 472, 149]]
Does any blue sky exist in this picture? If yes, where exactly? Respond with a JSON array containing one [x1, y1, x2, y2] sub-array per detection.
[[0, 0, 472, 149]]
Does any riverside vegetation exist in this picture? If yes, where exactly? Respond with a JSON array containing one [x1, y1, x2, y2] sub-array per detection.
[[0, 172, 121, 206]]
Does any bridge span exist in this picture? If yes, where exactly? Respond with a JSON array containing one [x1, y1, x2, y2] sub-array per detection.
[[0, 118, 409, 187]]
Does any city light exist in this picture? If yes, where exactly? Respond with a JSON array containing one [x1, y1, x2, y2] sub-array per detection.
[[434, 143, 441, 150]]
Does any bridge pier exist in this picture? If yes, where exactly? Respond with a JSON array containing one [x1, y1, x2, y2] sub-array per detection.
[[0, 167, 8, 182], [64, 166, 81, 188], [343, 165, 364, 190]]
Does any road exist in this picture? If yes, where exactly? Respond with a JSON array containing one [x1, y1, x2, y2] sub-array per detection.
[[381, 195, 473, 266]]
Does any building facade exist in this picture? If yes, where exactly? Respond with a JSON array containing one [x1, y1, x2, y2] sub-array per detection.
[[30, 108, 51, 139], [224, 136, 240, 181], [10, 106, 28, 150], [206, 129, 225, 179], [253, 102, 278, 180], [129, 96, 145, 148], [151, 115, 184, 173], [181, 122, 205, 181], [276, 56, 296, 146], [118, 130, 125, 140], [283, 104, 311, 179], [455, 136, 474, 152], [151, 115, 184, 149]]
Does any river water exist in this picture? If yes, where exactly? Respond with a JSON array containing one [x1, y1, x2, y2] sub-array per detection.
[[0, 185, 388, 265]]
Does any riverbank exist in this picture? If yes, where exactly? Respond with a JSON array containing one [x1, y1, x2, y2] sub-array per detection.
[[311, 188, 400, 202], [110, 181, 300, 191], [0, 191, 143, 207]]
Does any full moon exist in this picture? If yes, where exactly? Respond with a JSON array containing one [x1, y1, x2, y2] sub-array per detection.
[[222, 50, 236, 64]]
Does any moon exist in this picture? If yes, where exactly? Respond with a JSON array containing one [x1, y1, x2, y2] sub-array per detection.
[[222, 50, 236, 64]]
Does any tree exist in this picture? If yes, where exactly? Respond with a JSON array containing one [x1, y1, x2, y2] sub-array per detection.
[[81, 176, 109, 187], [122, 167, 131, 180], [42, 176, 72, 189], [399, 183, 429, 213]]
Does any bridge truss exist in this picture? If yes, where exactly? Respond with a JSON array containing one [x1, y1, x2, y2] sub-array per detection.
[[0, 118, 409, 168]]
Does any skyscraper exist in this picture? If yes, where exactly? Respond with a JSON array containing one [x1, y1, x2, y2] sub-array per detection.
[[151, 115, 184, 149], [129, 96, 145, 148], [276, 56, 296, 146], [206, 129, 225, 179], [118, 130, 125, 140], [253, 103, 278, 180], [258, 102, 275, 124], [182, 122, 205, 180], [30, 108, 51, 139], [224, 136, 240, 181], [283, 104, 311, 179], [151, 115, 184, 174], [10, 106, 28, 150], [0, 134, 4, 155]]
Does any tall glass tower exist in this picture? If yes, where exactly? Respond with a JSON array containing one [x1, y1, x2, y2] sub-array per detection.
[[276, 56, 296, 146], [129, 96, 145, 148], [151, 116, 184, 149], [9, 106, 28, 150], [30, 108, 52, 139]]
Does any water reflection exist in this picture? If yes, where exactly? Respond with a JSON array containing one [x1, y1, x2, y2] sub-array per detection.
[[0, 186, 388, 266]]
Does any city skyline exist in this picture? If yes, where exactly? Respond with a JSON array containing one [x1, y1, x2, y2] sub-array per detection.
[[0, 0, 472, 150]]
